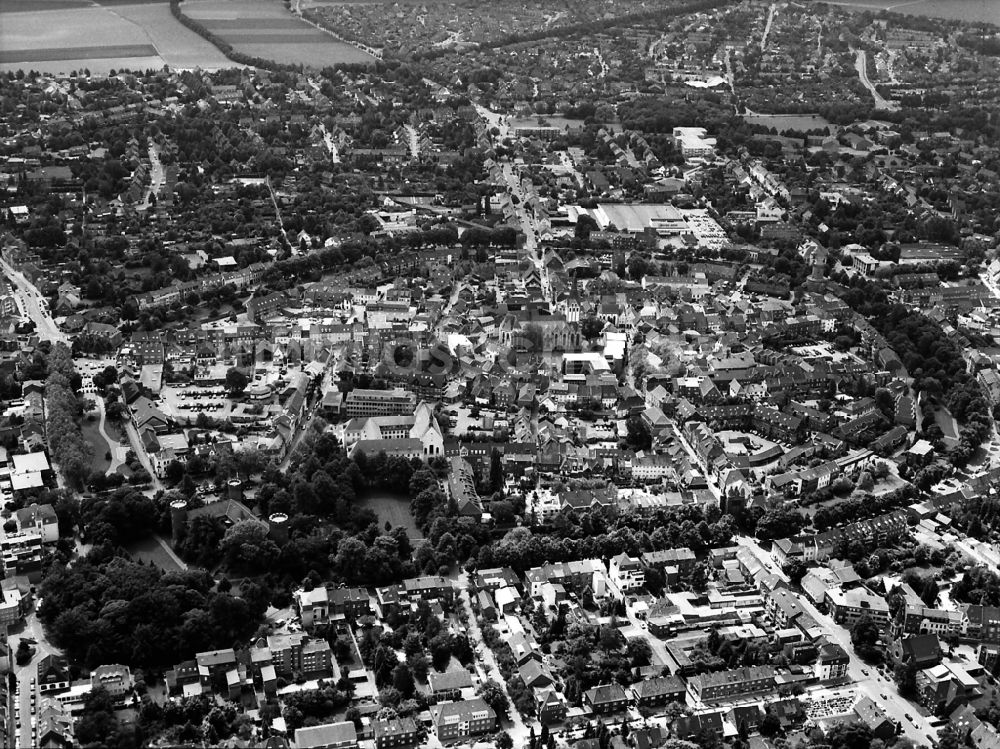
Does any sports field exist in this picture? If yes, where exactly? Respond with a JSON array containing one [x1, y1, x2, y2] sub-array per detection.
[[0, 1, 235, 74], [182, 0, 376, 67]]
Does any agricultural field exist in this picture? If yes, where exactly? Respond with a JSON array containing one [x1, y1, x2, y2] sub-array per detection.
[[181, 0, 376, 67], [0, 1, 234, 75], [107, 3, 237, 69]]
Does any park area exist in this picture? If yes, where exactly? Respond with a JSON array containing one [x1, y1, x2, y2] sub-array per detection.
[[0, 0, 234, 74], [358, 491, 423, 541], [742, 113, 832, 132], [181, 0, 375, 67], [125, 536, 186, 572]]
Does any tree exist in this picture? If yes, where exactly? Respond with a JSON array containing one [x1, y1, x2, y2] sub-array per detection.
[[74, 687, 120, 747], [496, 732, 514, 749], [15, 640, 31, 665], [488, 448, 503, 493], [783, 559, 808, 585], [373, 646, 399, 688], [850, 615, 880, 648], [392, 663, 415, 698], [406, 652, 429, 682], [759, 709, 781, 737], [920, 577, 939, 607], [478, 679, 510, 719], [581, 317, 604, 341], [755, 508, 808, 541], [225, 367, 249, 394], [219, 520, 281, 572], [850, 614, 882, 663], [626, 637, 652, 667], [894, 661, 917, 697], [428, 633, 453, 672]]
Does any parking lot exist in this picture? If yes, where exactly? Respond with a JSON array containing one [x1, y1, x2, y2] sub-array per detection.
[[74, 355, 116, 395], [158, 384, 234, 421]]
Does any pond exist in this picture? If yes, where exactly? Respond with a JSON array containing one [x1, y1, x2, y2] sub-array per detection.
[[358, 491, 423, 539]]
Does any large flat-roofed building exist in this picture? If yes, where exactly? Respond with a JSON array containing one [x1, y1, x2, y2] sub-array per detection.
[[673, 127, 717, 158], [0, 529, 43, 576], [344, 388, 416, 417], [589, 203, 686, 235], [826, 587, 891, 627]]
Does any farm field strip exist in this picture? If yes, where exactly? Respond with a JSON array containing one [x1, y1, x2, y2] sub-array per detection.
[[0, 45, 158, 63], [238, 42, 375, 64], [0, 56, 166, 74], [200, 17, 308, 28], [108, 2, 237, 68], [0, 0, 90, 11], [180, 0, 376, 66], [0, 1, 236, 73], [223, 32, 330, 43]]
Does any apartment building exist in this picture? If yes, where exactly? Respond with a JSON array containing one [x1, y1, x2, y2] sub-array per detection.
[[896, 605, 962, 638], [826, 587, 891, 627], [344, 388, 416, 417], [688, 666, 777, 703], [608, 553, 645, 592], [430, 699, 497, 741], [372, 717, 420, 749]]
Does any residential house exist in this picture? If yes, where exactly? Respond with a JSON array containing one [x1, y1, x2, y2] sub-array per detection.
[[429, 699, 497, 742], [584, 684, 630, 714]]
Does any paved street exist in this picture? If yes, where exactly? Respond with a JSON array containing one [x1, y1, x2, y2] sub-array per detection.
[[854, 49, 897, 111], [456, 571, 530, 746], [122, 416, 164, 493], [0, 258, 68, 344], [12, 609, 60, 748], [738, 536, 938, 746]]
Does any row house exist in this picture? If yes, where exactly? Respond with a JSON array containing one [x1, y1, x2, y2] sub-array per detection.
[[688, 666, 777, 704]]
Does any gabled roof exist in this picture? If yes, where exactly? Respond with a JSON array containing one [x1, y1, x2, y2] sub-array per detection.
[[633, 675, 685, 698], [294, 721, 357, 749], [584, 683, 628, 705]]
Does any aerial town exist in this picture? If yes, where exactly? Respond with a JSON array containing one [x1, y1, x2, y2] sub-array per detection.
[[0, 0, 999, 748]]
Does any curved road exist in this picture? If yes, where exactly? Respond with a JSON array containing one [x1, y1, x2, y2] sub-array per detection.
[[94, 398, 127, 475], [854, 49, 897, 111]]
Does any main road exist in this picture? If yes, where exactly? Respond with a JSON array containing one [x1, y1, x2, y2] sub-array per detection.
[[477, 104, 554, 300], [760, 3, 777, 51], [738, 536, 938, 746], [12, 609, 61, 749], [854, 49, 897, 111], [0, 258, 68, 345]]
